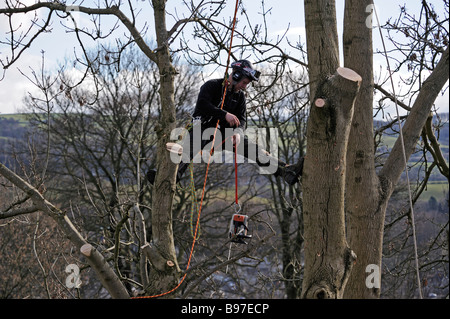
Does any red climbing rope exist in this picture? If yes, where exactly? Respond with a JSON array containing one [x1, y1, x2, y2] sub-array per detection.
[[133, 0, 241, 299]]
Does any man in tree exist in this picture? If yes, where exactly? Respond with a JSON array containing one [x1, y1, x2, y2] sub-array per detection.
[[147, 60, 304, 185]]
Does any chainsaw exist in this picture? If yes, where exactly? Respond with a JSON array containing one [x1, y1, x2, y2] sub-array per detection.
[[228, 213, 252, 244]]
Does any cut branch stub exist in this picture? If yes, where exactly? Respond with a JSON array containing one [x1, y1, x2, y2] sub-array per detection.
[[326, 67, 362, 99], [315, 98, 326, 108], [80, 243, 93, 257], [166, 142, 183, 155], [336, 66, 362, 83], [141, 243, 167, 272]]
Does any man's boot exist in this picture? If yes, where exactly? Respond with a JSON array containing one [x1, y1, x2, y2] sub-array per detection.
[[146, 169, 156, 185], [146, 167, 184, 185], [275, 157, 304, 185]]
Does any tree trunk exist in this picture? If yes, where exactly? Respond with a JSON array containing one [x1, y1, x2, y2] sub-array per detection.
[[301, 67, 360, 298], [303, 0, 340, 96], [343, 0, 449, 296], [342, 0, 384, 299], [304, 0, 448, 299], [302, 0, 361, 299], [147, 0, 182, 296]]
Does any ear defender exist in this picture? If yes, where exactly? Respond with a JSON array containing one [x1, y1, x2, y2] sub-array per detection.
[[232, 71, 243, 82]]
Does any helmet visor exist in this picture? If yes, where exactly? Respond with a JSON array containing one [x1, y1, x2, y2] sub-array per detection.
[[243, 67, 261, 81]]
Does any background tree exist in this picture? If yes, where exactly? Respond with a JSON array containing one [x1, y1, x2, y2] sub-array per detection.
[[0, 0, 215, 297], [247, 67, 309, 298], [21, 46, 202, 296]]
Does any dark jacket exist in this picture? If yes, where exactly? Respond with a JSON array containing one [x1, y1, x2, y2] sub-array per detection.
[[192, 78, 246, 132]]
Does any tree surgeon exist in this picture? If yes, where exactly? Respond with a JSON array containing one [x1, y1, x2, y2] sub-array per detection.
[[147, 60, 304, 185]]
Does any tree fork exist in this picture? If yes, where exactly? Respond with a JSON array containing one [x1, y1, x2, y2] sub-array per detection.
[[302, 67, 361, 299]]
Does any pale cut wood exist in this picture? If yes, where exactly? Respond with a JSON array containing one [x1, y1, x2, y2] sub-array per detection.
[[336, 66, 362, 82], [166, 142, 183, 155], [315, 98, 326, 107], [80, 243, 93, 257]]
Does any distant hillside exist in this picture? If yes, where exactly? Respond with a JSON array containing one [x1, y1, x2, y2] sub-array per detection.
[[0, 114, 29, 139], [1, 112, 448, 202], [375, 113, 449, 146]]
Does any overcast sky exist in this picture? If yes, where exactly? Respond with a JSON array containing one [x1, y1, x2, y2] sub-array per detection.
[[0, 0, 448, 118]]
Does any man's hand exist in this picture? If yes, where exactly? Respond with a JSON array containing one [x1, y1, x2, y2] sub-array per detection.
[[225, 112, 240, 127], [233, 133, 241, 147]]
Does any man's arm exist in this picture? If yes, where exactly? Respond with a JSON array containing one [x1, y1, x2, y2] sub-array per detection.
[[195, 81, 228, 122], [236, 94, 247, 131]]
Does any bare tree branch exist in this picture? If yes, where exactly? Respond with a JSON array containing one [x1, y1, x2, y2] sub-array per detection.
[[379, 46, 449, 189], [0, 1, 157, 67], [0, 162, 130, 298], [0, 204, 39, 219]]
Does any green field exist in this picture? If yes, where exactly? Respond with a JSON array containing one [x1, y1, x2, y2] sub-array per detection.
[[0, 113, 30, 126], [420, 180, 449, 201]]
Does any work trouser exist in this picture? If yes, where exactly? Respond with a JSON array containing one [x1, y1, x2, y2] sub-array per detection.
[[175, 121, 285, 180]]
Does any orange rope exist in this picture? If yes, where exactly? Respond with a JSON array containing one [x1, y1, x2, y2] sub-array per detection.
[[133, 0, 240, 299]]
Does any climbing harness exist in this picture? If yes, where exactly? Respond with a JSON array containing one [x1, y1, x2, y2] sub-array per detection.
[[133, 0, 241, 299]]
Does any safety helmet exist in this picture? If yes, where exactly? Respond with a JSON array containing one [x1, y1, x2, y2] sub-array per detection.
[[231, 60, 261, 82]]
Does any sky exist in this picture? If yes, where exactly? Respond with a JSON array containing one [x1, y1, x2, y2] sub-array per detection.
[[0, 0, 448, 117]]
